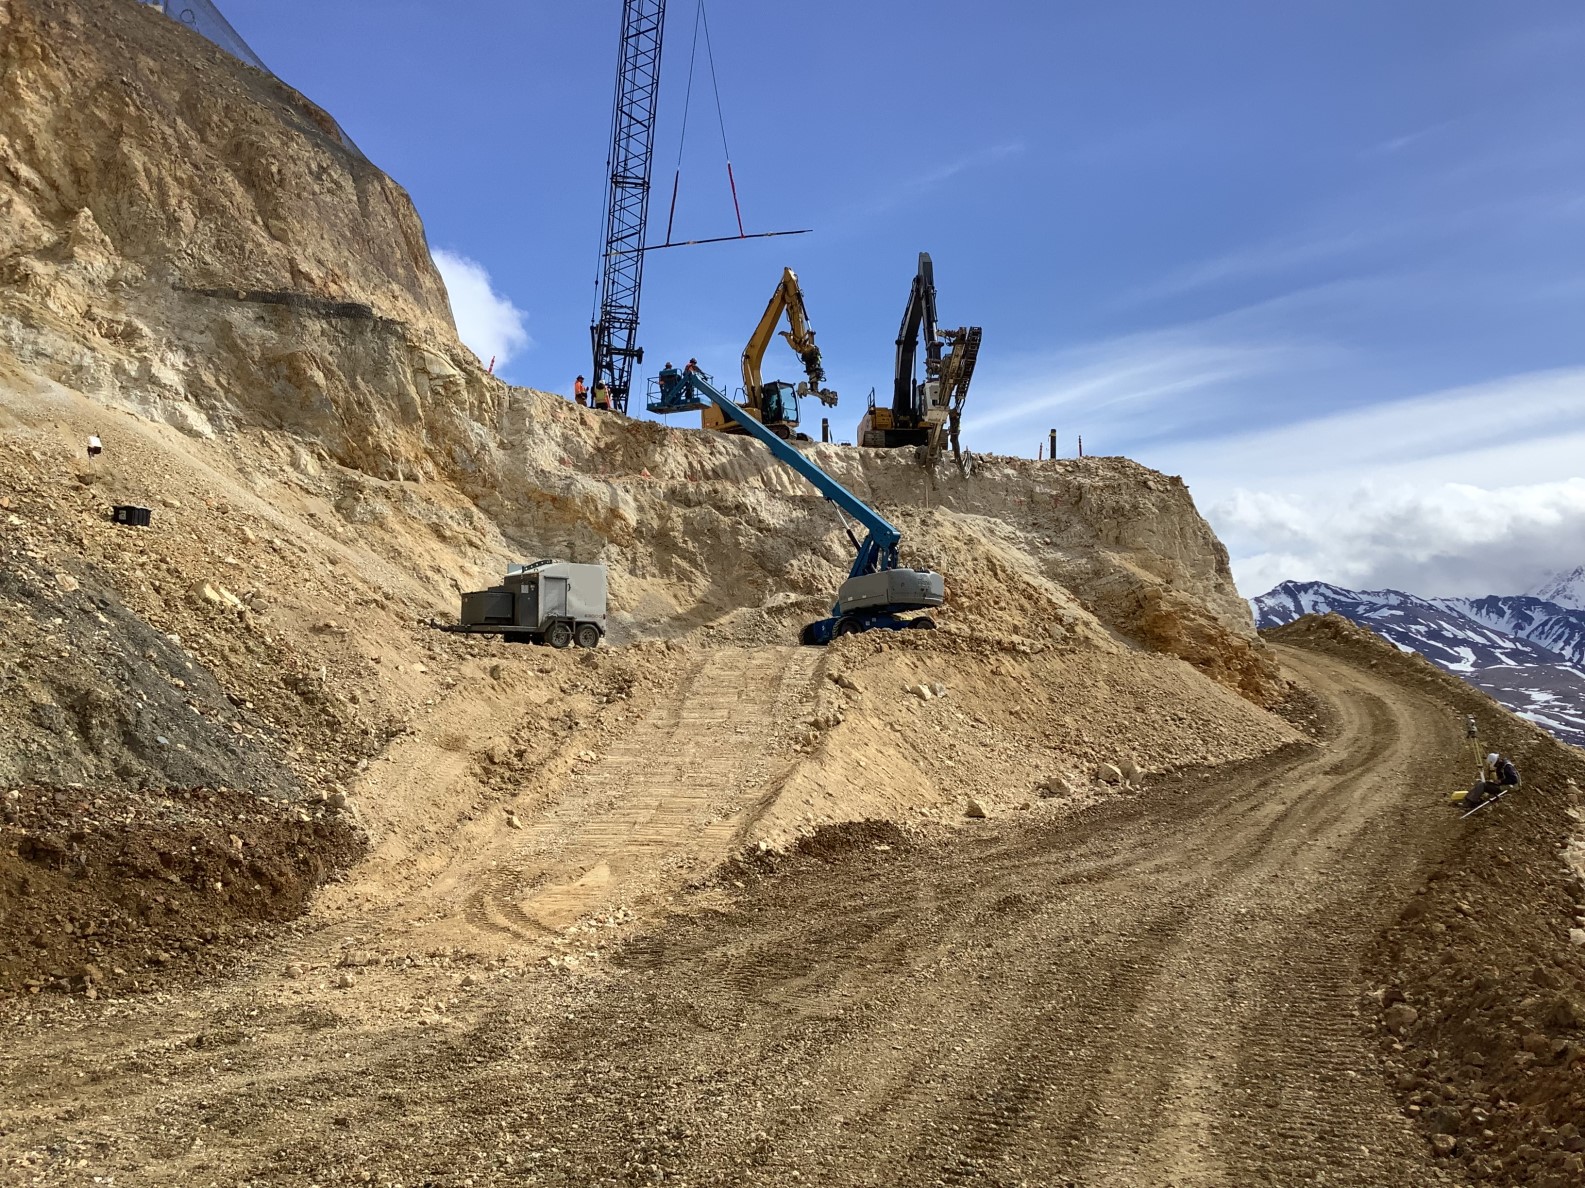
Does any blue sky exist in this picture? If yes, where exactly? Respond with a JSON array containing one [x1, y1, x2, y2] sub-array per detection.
[[219, 0, 1585, 598]]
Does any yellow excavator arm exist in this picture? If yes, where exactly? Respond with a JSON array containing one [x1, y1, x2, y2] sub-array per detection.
[[740, 267, 839, 413]]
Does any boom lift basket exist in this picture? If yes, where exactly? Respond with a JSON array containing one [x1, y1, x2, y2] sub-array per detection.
[[647, 371, 713, 415]]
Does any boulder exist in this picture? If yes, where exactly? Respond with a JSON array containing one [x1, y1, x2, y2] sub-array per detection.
[[1095, 763, 1124, 785], [965, 799, 989, 819], [1383, 1003, 1419, 1035]]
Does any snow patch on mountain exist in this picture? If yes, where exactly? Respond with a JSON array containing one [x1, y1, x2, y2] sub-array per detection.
[[1533, 564, 1585, 611]]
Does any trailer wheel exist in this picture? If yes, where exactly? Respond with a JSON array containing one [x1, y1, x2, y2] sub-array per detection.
[[575, 623, 601, 649], [546, 621, 574, 649], [908, 616, 938, 631]]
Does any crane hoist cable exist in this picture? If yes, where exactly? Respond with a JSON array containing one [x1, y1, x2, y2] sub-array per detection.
[[663, 0, 744, 245]]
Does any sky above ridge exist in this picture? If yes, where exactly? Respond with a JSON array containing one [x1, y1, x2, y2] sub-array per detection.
[[217, 0, 1585, 600]]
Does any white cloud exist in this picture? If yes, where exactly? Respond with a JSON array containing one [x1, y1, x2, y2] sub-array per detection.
[[1141, 367, 1585, 599], [1214, 480, 1585, 599], [961, 315, 1338, 454], [431, 249, 531, 369]]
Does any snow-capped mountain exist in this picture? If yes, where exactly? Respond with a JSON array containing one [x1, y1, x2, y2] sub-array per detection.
[[1253, 580, 1585, 747], [1533, 565, 1585, 611]]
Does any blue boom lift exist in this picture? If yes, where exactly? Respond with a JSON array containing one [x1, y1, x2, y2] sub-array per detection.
[[650, 365, 945, 645]]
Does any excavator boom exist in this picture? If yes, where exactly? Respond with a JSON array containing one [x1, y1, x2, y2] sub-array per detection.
[[706, 267, 837, 437], [862, 252, 981, 466]]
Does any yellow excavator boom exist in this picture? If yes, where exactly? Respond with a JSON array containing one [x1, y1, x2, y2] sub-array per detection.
[[706, 267, 838, 435]]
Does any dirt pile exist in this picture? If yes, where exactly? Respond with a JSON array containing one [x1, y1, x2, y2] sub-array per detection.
[[1268, 614, 1585, 1187], [0, 782, 362, 997]]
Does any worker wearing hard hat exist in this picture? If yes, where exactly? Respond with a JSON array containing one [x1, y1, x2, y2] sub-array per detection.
[[574, 375, 588, 406]]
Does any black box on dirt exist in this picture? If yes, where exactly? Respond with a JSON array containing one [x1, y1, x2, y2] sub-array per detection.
[[110, 505, 153, 527]]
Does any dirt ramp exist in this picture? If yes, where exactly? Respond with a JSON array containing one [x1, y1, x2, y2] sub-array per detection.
[[1270, 614, 1585, 1187]]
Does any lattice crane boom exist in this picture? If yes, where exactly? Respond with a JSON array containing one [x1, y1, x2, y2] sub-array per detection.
[[590, 0, 666, 416]]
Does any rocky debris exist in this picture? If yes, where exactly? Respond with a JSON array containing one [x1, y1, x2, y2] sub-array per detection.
[[1038, 775, 1075, 799], [0, 783, 362, 997], [333, 972, 355, 990], [193, 580, 244, 611], [1120, 758, 1142, 785], [1095, 763, 1124, 785], [1383, 1003, 1419, 1035], [1570, 928, 1585, 946], [964, 799, 989, 819]]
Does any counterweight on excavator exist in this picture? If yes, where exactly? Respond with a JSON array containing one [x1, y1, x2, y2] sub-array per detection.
[[858, 252, 981, 466]]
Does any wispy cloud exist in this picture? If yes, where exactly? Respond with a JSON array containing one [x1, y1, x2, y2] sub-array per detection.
[[906, 142, 1024, 191], [1118, 229, 1384, 305], [961, 288, 1352, 454], [432, 248, 532, 369], [859, 142, 1024, 216], [1364, 118, 1460, 157]]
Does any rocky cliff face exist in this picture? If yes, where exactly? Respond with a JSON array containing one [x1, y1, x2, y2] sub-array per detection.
[[0, 0, 500, 473], [0, 0, 1283, 717]]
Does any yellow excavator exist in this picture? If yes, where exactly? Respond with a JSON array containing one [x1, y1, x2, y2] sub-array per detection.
[[858, 252, 981, 467], [703, 266, 839, 440]]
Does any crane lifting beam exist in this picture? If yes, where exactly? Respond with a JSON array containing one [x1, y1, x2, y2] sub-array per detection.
[[591, 0, 667, 416]]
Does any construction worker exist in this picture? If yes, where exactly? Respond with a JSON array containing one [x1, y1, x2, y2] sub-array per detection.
[[573, 375, 588, 405], [1485, 752, 1520, 790], [658, 361, 682, 404], [86, 434, 102, 458], [685, 357, 701, 375], [1465, 752, 1520, 811], [591, 381, 611, 411]]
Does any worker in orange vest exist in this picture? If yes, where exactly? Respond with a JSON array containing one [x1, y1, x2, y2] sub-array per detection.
[[573, 375, 588, 406]]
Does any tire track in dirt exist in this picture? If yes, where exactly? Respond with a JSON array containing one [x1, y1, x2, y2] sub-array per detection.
[[0, 638, 1472, 1186], [463, 646, 821, 936], [504, 643, 1464, 1186]]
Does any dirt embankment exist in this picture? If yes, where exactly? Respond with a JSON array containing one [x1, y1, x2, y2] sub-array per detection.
[[1269, 614, 1585, 1187], [1, 784, 361, 998]]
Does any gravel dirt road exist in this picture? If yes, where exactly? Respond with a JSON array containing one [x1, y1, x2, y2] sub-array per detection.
[[1, 641, 1472, 1185]]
